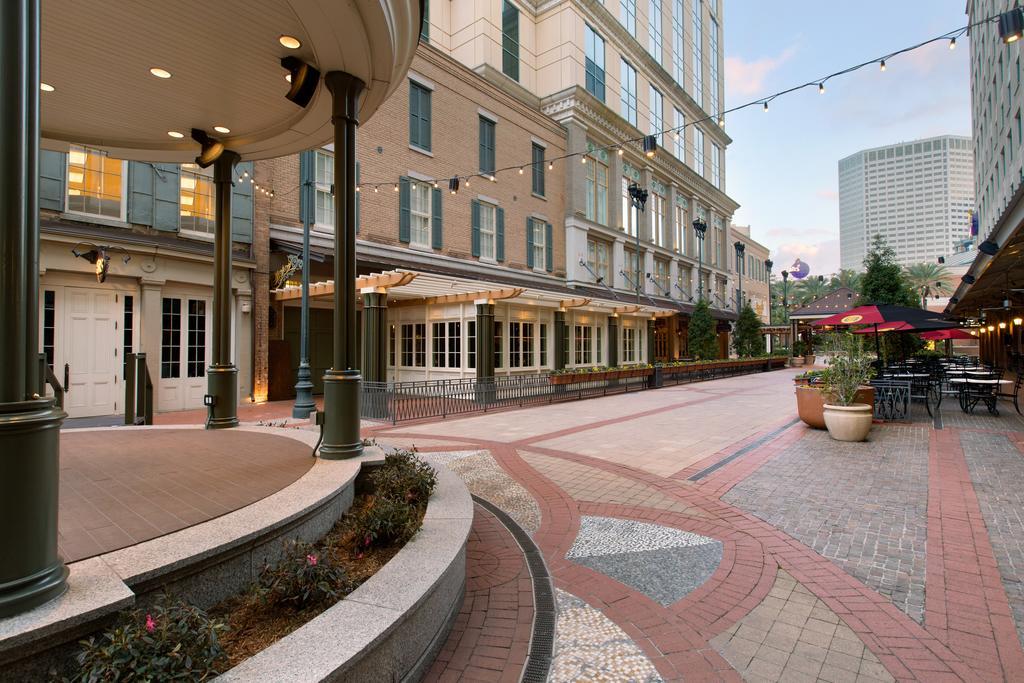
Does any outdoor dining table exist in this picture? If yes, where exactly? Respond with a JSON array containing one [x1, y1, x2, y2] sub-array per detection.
[[948, 378, 1012, 415], [888, 373, 936, 416]]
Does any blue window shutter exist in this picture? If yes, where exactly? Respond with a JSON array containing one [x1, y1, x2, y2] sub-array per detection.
[[231, 161, 253, 243], [152, 164, 180, 232], [545, 222, 553, 272], [525, 218, 534, 269], [398, 177, 411, 243], [39, 150, 66, 211], [431, 186, 442, 249], [299, 150, 314, 225], [471, 200, 481, 257], [356, 162, 361, 234], [127, 161, 154, 226], [496, 207, 505, 262]]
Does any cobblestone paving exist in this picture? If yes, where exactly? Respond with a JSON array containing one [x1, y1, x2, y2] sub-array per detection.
[[961, 430, 1024, 648], [423, 450, 541, 534], [938, 403, 1024, 431], [711, 569, 894, 683], [551, 589, 663, 683], [521, 450, 706, 517], [567, 516, 722, 606], [723, 426, 930, 623]]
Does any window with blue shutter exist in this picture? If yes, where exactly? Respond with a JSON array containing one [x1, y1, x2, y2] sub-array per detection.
[[496, 206, 505, 262], [128, 161, 180, 231], [479, 117, 496, 175], [409, 82, 431, 152], [355, 161, 361, 234], [39, 150, 66, 211], [531, 143, 545, 196], [231, 161, 254, 243], [431, 186, 442, 249], [471, 200, 481, 257], [398, 177, 411, 243], [526, 217, 535, 269], [545, 222, 554, 272]]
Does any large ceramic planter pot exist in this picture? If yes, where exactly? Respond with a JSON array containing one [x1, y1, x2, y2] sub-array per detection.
[[791, 356, 805, 367], [803, 354, 816, 365], [823, 403, 873, 442], [795, 385, 827, 429]]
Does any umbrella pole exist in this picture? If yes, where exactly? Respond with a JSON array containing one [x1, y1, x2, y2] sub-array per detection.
[[874, 324, 880, 360]]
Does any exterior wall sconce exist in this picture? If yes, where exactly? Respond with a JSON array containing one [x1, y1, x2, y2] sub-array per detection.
[[72, 243, 130, 283]]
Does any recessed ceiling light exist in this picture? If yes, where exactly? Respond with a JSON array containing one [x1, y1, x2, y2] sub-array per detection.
[[213, 126, 230, 134], [167, 131, 184, 138], [279, 35, 301, 49], [150, 67, 172, 79], [40, 82, 55, 92]]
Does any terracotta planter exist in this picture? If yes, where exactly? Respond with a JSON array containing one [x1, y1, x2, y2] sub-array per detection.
[[823, 403, 874, 442], [803, 354, 816, 365], [795, 385, 827, 429], [792, 357, 806, 367]]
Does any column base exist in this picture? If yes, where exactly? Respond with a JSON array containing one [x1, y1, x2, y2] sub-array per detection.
[[206, 365, 239, 429], [0, 399, 69, 618], [292, 363, 316, 419], [319, 369, 363, 459]]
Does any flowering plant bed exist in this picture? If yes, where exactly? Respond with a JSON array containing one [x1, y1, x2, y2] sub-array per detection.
[[69, 450, 437, 681], [550, 365, 653, 384]]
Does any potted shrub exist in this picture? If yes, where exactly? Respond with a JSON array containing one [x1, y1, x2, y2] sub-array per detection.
[[803, 338, 817, 366], [821, 334, 876, 442], [791, 341, 806, 366]]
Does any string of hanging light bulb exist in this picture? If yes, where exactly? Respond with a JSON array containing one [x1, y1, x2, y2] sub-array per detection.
[[237, 168, 275, 198], [350, 7, 1018, 194]]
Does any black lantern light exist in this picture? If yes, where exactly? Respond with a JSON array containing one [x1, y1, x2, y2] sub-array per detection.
[[998, 6, 1024, 44], [72, 243, 131, 283]]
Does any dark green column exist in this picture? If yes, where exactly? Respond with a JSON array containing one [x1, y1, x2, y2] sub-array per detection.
[[554, 310, 567, 371], [361, 291, 387, 383], [0, 0, 68, 617], [607, 316, 619, 367], [476, 303, 495, 379], [320, 72, 365, 459], [646, 318, 656, 364], [206, 150, 241, 429]]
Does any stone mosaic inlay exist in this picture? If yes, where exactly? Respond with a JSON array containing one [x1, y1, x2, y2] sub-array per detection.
[[551, 588, 663, 683], [567, 516, 722, 606]]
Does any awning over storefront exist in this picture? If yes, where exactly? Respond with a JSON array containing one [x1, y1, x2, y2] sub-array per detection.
[[271, 269, 682, 318]]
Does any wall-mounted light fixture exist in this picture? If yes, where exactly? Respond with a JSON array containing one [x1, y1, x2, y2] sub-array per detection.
[[71, 243, 130, 283], [281, 56, 321, 108], [191, 128, 225, 168]]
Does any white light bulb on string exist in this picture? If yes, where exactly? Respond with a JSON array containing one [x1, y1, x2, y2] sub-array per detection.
[[580, 155, 587, 164], [763, 101, 769, 113], [393, 183, 399, 192], [373, 186, 379, 193], [518, 167, 524, 175], [879, 59, 886, 72], [617, 148, 624, 156], [819, 82, 825, 95], [548, 161, 553, 171], [949, 37, 956, 50]]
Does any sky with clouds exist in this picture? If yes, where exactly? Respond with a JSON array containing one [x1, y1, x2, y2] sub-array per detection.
[[723, 1, 972, 277]]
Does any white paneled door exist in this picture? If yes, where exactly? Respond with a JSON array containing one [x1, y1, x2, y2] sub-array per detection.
[[63, 287, 118, 417]]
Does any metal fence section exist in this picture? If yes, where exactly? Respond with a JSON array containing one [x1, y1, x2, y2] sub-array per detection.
[[362, 359, 783, 424]]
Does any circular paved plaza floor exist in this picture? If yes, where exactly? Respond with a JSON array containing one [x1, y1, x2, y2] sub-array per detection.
[[364, 368, 1024, 682], [58, 429, 314, 562]]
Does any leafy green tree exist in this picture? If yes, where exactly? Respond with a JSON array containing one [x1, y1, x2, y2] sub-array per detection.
[[687, 298, 719, 360], [858, 234, 918, 307], [903, 262, 953, 308], [793, 276, 830, 305], [732, 303, 764, 357]]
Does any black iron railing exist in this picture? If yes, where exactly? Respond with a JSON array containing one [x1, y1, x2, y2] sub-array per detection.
[[362, 358, 782, 424]]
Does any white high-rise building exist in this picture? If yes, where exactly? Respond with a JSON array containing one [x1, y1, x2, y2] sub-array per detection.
[[838, 135, 974, 270]]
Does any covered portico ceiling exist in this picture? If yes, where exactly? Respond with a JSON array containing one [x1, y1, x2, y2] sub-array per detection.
[[40, 0, 421, 161], [271, 270, 678, 317]]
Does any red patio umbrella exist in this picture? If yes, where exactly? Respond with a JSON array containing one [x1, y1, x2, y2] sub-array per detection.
[[813, 304, 957, 357], [919, 329, 977, 341]]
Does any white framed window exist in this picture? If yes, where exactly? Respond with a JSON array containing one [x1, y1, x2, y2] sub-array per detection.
[[621, 60, 638, 126], [620, 0, 637, 35], [648, 0, 663, 64], [673, 109, 685, 160], [585, 157, 609, 225], [479, 201, 497, 260], [675, 203, 688, 255], [574, 324, 593, 365], [179, 164, 215, 235], [410, 181, 432, 247], [509, 321, 535, 368], [624, 248, 640, 285], [431, 321, 461, 368], [621, 177, 638, 236], [654, 259, 670, 291], [66, 145, 126, 220], [400, 323, 427, 367], [587, 238, 610, 283], [649, 86, 664, 146], [691, 0, 703, 107], [695, 127, 705, 176], [531, 219, 546, 269], [314, 150, 334, 230], [671, 0, 685, 85], [711, 143, 721, 188], [709, 17, 720, 118], [622, 326, 637, 363], [652, 192, 666, 247]]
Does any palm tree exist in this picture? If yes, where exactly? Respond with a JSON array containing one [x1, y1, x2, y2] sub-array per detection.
[[903, 263, 954, 308], [829, 269, 862, 294], [793, 276, 830, 305]]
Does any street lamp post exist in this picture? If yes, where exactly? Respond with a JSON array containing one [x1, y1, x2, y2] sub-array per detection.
[[765, 258, 774, 353], [292, 150, 316, 419], [627, 183, 648, 305], [692, 218, 708, 301], [733, 241, 746, 310]]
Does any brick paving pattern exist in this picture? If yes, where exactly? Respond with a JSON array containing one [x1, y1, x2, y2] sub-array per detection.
[[58, 429, 314, 562], [711, 569, 894, 683], [723, 426, 930, 623], [961, 430, 1024, 648], [424, 504, 533, 682]]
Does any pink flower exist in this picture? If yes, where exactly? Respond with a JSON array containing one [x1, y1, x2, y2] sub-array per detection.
[[306, 554, 318, 566], [145, 614, 156, 633], [363, 535, 371, 547], [356, 552, 364, 560]]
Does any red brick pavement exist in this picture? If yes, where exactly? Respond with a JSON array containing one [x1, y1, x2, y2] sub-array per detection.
[[424, 504, 533, 683], [372, 383, 1024, 681]]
